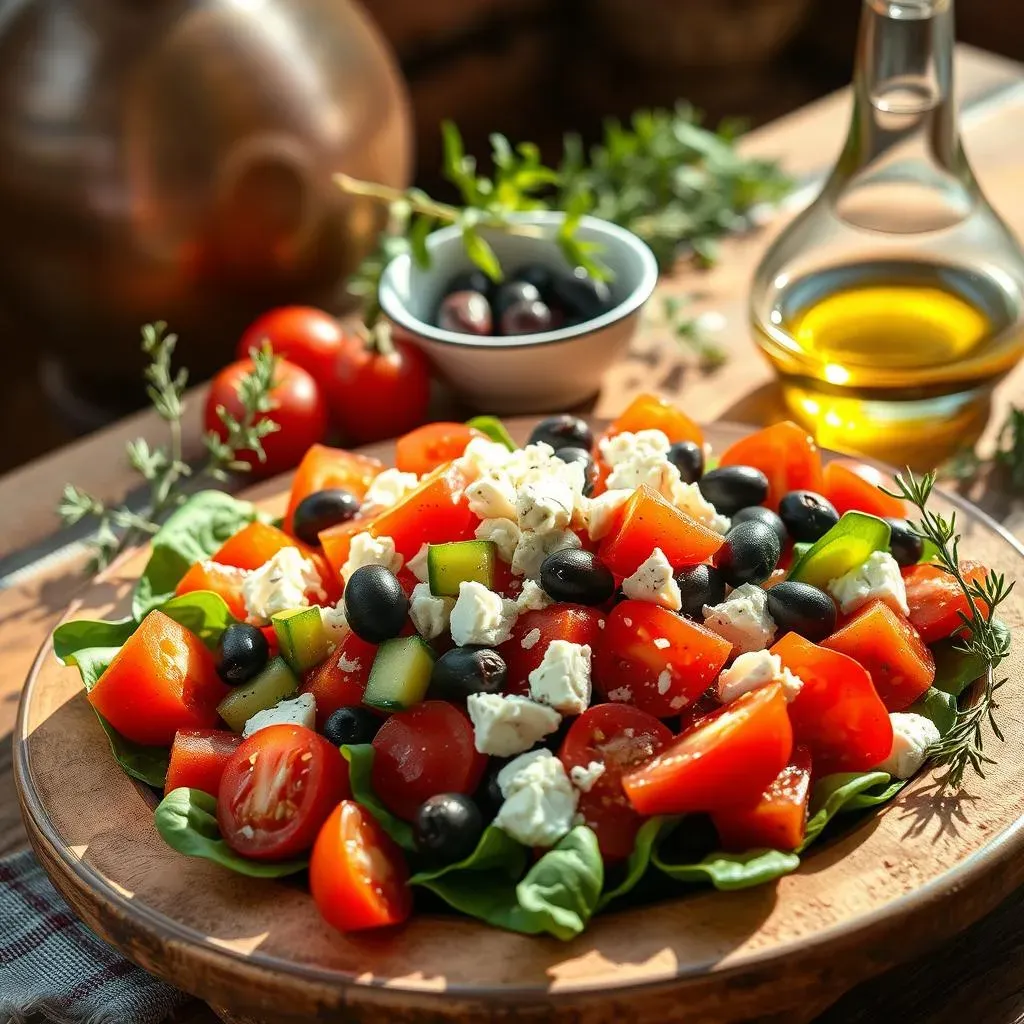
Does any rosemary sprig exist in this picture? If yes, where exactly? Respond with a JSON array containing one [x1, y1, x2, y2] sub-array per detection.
[[58, 323, 280, 572], [883, 469, 1014, 788]]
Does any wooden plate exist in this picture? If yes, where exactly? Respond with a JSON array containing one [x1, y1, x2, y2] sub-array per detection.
[[15, 421, 1024, 1024]]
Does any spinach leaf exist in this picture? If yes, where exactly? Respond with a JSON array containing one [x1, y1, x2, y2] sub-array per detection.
[[133, 491, 257, 617], [96, 715, 170, 788], [157, 591, 238, 650], [155, 788, 308, 877], [466, 416, 517, 451], [652, 841, 799, 890], [598, 816, 671, 909], [908, 686, 957, 737], [932, 620, 1007, 697], [800, 771, 899, 850], [53, 617, 136, 662], [341, 745, 416, 851]]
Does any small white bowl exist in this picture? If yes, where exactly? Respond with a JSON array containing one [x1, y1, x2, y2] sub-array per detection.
[[378, 211, 659, 414]]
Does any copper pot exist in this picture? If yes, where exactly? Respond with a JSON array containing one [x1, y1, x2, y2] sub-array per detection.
[[0, 0, 411, 420]]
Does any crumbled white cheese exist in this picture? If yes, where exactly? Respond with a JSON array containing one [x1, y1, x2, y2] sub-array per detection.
[[528, 640, 592, 715], [516, 476, 575, 533], [495, 749, 578, 848], [475, 517, 521, 564], [359, 468, 419, 515], [607, 686, 633, 703], [569, 760, 606, 793], [409, 582, 454, 641], [466, 470, 519, 522], [242, 547, 325, 625], [450, 581, 518, 646], [667, 479, 731, 535], [656, 668, 672, 695], [521, 627, 542, 650], [407, 543, 431, 583], [242, 692, 315, 738], [467, 693, 561, 756], [876, 712, 941, 779], [717, 650, 803, 704], [622, 547, 682, 611], [319, 603, 349, 645], [339, 531, 403, 583], [653, 637, 670, 650], [581, 488, 633, 541], [516, 579, 553, 613], [828, 551, 909, 616], [511, 528, 581, 579], [703, 583, 776, 654], [456, 437, 516, 476]]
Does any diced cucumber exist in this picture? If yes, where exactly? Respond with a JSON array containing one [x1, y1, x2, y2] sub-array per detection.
[[428, 540, 496, 597], [363, 637, 435, 712], [218, 656, 299, 732], [272, 606, 330, 674]]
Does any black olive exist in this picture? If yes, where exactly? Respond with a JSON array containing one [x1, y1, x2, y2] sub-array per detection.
[[414, 793, 485, 863], [292, 488, 361, 546], [446, 268, 493, 298], [765, 581, 837, 642], [540, 549, 616, 606], [540, 714, 576, 751], [343, 565, 410, 643], [500, 298, 553, 336], [554, 446, 597, 496], [779, 490, 840, 543], [550, 266, 614, 321], [323, 705, 381, 747], [674, 564, 728, 620], [715, 520, 782, 587], [667, 441, 704, 483], [437, 291, 492, 335], [512, 263, 555, 300], [697, 466, 770, 516], [215, 623, 269, 684], [732, 506, 788, 549], [886, 517, 924, 567], [431, 646, 506, 701], [493, 280, 542, 321], [528, 414, 594, 452], [475, 762, 507, 822]]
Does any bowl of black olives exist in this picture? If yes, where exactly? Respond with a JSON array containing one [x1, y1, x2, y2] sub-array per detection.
[[378, 211, 658, 413]]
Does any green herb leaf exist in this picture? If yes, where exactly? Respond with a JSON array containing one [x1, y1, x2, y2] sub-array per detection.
[[598, 816, 672, 908], [157, 591, 238, 651], [341, 745, 416, 851], [908, 686, 958, 738], [799, 772, 899, 851], [408, 215, 434, 270], [466, 416, 517, 451], [652, 840, 799, 890], [932, 619, 1009, 697], [460, 225, 503, 283], [788, 512, 891, 589]]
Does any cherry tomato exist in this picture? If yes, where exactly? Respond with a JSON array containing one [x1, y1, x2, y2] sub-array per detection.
[[902, 560, 990, 644], [174, 560, 248, 620], [205, 357, 329, 479], [371, 702, 486, 822], [212, 521, 309, 571], [719, 421, 823, 511], [822, 460, 907, 519], [88, 611, 229, 746], [310, 800, 412, 932], [326, 329, 432, 445], [623, 682, 793, 816], [284, 444, 384, 535], [165, 728, 242, 795], [300, 629, 378, 729], [236, 307, 344, 383], [593, 600, 731, 718], [558, 704, 673, 863], [601, 393, 703, 447], [217, 724, 350, 860], [395, 423, 482, 477]]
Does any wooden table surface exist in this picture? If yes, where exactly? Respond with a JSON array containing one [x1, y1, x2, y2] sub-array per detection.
[[5, 44, 1024, 1024]]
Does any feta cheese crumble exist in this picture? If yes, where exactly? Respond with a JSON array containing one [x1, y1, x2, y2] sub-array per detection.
[[409, 582, 454, 640], [703, 583, 776, 654], [581, 488, 633, 541], [495, 750, 578, 848], [517, 476, 575, 533], [340, 531, 403, 583], [359, 468, 419, 515], [475, 518, 521, 564], [242, 547, 324, 625], [828, 550, 909, 616], [242, 692, 315, 738], [876, 712, 941, 779], [622, 548, 682, 611], [407, 543, 431, 583], [466, 471, 519, 522], [467, 693, 561, 756], [667, 479, 731, 535], [521, 627, 542, 650], [528, 639, 592, 714], [511, 527, 581, 579], [653, 637, 670, 650], [516, 579, 553, 613], [450, 581, 518, 646], [716, 650, 803, 704], [607, 686, 633, 703], [569, 760, 606, 793], [319, 603, 349, 644]]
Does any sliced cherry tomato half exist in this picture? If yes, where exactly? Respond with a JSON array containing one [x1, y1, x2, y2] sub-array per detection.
[[719, 421, 823, 511], [822, 460, 907, 519], [174, 560, 248, 620], [902, 560, 990, 644], [300, 628, 378, 729], [212, 521, 306, 571], [602, 393, 703, 447], [165, 728, 242, 795], [284, 443, 384, 536], [395, 422, 482, 477]]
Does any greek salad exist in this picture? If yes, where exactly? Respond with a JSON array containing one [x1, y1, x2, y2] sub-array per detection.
[[54, 395, 996, 940]]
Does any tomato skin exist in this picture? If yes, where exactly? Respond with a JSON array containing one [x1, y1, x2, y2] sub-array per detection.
[[326, 330, 432, 446], [772, 632, 893, 774], [205, 358, 329, 479], [396, 423, 482, 476], [236, 306, 344, 382], [623, 683, 793, 816], [712, 745, 812, 853], [603, 393, 704, 447], [218, 725, 350, 860], [594, 601, 731, 718], [371, 702, 487, 822], [88, 611, 228, 746], [174, 560, 248, 620], [902, 560, 989, 644], [822, 460, 907, 519], [284, 444, 384, 535], [310, 801, 412, 932], [719, 421, 823, 511], [165, 728, 242, 795], [212, 521, 306, 571], [300, 629, 378, 728], [559, 704, 673, 863]]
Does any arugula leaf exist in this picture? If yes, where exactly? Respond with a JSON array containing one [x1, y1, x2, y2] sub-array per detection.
[[155, 788, 308, 877], [341, 745, 416, 851], [466, 416, 517, 451], [598, 816, 671, 909], [652, 840, 799, 890]]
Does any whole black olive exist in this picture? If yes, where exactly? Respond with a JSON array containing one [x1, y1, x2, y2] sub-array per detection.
[[344, 565, 410, 644], [550, 266, 614, 321], [674, 564, 728, 620], [292, 488, 361, 546], [528, 414, 594, 452], [886, 517, 924, 567], [765, 581, 838, 642], [540, 549, 616, 606], [215, 623, 269, 684], [500, 298, 553, 335], [493, 280, 542, 320], [732, 506, 788, 549], [430, 646, 507, 701], [779, 490, 840, 543], [697, 466, 770, 517], [436, 291, 493, 335], [554, 446, 597, 496], [445, 268, 493, 298], [414, 793, 485, 864], [667, 440, 705, 484], [512, 263, 555, 300], [323, 705, 382, 747], [476, 762, 507, 822], [715, 520, 782, 586]]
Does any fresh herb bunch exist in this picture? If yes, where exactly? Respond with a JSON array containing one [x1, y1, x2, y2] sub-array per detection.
[[59, 323, 280, 572], [943, 405, 1024, 492], [884, 469, 1014, 788]]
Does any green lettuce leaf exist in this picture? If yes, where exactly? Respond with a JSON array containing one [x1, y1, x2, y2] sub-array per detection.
[[53, 617, 136, 662], [932, 620, 1007, 697], [652, 838, 799, 890], [341, 744, 416, 851], [908, 686, 957, 737], [466, 416, 517, 451], [598, 816, 672, 909], [155, 788, 307, 877], [156, 590, 238, 650], [800, 771, 898, 851]]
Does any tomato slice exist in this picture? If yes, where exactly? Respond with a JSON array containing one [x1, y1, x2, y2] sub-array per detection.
[[902, 560, 990, 644], [822, 460, 907, 519], [300, 628, 378, 728], [599, 484, 724, 577], [771, 632, 893, 773], [174, 560, 248, 620], [371, 702, 487, 821], [217, 724, 350, 860], [88, 611, 229, 746], [165, 728, 242, 795], [396, 422, 482, 476], [712, 745, 812, 852], [594, 600, 731, 718], [318, 517, 375, 583], [310, 800, 412, 932], [212, 521, 310, 571], [558, 704, 673, 863], [284, 444, 384, 535], [602, 393, 703, 447], [623, 682, 793, 816], [719, 421, 823, 511]]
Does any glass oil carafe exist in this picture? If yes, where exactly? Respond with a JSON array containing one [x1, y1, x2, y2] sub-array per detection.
[[750, 0, 1024, 465]]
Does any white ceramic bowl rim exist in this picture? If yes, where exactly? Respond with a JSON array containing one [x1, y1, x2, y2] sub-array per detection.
[[378, 211, 660, 349]]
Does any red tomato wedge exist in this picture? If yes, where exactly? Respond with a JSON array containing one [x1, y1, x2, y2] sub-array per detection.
[[284, 443, 384, 535], [623, 682, 793, 816], [712, 745, 812, 853], [902, 560, 990, 644], [822, 460, 907, 519], [558, 704, 673, 863], [823, 599, 935, 711], [594, 601, 731, 718], [371, 702, 487, 821], [602, 393, 703, 447], [211, 521, 307, 571], [599, 484, 724, 577], [165, 728, 242, 795], [217, 724, 350, 861], [174, 560, 248, 620], [88, 611, 229, 746], [719, 421, 822, 510], [771, 632, 893, 774], [310, 801, 412, 932], [396, 422, 482, 476], [300, 629, 378, 728], [318, 517, 375, 582]]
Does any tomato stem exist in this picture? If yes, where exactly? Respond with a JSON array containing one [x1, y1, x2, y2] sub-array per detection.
[[360, 320, 395, 358]]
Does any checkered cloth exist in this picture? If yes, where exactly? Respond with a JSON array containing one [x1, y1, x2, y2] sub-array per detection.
[[0, 849, 188, 1024]]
